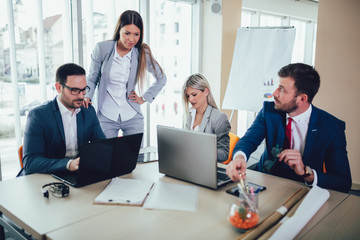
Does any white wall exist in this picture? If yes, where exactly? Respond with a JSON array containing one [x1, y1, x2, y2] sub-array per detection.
[[201, 1, 222, 106], [315, 0, 360, 186]]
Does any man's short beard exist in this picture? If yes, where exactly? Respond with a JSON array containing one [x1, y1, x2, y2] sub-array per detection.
[[275, 97, 298, 113]]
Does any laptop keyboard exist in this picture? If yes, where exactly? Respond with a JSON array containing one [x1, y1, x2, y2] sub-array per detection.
[[62, 174, 77, 184], [53, 172, 78, 185], [217, 171, 230, 181]]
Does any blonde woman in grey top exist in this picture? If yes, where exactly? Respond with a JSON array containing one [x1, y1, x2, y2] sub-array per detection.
[[182, 73, 231, 162]]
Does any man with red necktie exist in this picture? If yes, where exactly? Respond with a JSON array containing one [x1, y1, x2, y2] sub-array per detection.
[[226, 63, 352, 193]]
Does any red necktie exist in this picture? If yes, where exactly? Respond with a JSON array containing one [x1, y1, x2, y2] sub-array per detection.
[[284, 118, 293, 149]]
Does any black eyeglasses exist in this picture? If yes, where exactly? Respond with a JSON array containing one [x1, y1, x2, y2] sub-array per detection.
[[263, 145, 282, 173], [61, 83, 90, 95]]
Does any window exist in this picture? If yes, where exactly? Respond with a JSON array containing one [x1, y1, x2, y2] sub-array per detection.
[[82, 0, 139, 71], [160, 24, 166, 35], [241, 10, 252, 27], [242, 9, 317, 65], [0, 0, 71, 179], [290, 18, 306, 63], [147, 0, 192, 146], [259, 13, 283, 26], [0, 0, 195, 179]]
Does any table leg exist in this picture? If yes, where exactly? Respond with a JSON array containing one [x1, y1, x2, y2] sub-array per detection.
[[0, 211, 4, 240], [0, 224, 5, 240]]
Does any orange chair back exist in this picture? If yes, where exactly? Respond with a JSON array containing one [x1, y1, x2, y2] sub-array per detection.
[[222, 132, 240, 165], [18, 145, 24, 168]]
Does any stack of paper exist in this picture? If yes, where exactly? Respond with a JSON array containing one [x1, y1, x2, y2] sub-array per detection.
[[143, 182, 199, 212]]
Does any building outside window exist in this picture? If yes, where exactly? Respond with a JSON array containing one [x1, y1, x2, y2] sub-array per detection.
[[147, 0, 192, 146], [0, 0, 68, 180], [0, 0, 193, 179]]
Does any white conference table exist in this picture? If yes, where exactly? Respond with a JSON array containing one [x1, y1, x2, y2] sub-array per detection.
[[30, 162, 348, 240], [0, 172, 119, 239], [300, 194, 360, 240]]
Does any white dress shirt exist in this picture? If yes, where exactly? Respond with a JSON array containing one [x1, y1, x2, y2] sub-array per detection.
[[190, 108, 200, 131], [287, 104, 312, 155], [286, 105, 318, 186], [56, 97, 81, 169], [100, 43, 137, 122]]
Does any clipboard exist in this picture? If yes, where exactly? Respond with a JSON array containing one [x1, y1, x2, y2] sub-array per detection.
[[94, 178, 154, 206]]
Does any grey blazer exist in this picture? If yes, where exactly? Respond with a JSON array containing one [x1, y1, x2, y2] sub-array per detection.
[[86, 40, 167, 116], [185, 105, 231, 162]]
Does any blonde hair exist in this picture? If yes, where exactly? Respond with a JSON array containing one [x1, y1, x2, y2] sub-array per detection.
[[182, 73, 218, 115]]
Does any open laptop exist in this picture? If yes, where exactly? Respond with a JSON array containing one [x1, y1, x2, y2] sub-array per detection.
[[157, 125, 232, 189], [52, 133, 143, 188]]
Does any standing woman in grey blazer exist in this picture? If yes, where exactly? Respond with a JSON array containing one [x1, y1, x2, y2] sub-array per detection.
[[182, 74, 231, 162], [84, 10, 166, 138]]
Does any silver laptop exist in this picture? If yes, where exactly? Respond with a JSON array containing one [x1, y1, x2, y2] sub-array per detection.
[[157, 125, 232, 189]]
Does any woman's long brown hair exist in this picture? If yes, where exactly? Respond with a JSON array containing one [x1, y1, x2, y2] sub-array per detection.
[[112, 10, 163, 92]]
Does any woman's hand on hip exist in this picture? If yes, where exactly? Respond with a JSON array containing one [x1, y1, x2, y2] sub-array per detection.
[[129, 91, 145, 104]]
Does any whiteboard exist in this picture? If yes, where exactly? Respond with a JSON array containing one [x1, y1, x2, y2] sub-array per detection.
[[222, 27, 296, 112]]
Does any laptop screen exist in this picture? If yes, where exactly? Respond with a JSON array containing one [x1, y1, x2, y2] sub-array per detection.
[[53, 133, 143, 187], [157, 125, 221, 189]]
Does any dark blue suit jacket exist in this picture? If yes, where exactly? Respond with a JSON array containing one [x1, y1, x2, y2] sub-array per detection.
[[233, 101, 352, 193], [21, 97, 105, 175]]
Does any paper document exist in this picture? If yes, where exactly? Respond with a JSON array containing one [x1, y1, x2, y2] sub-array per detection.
[[269, 185, 330, 240], [143, 182, 199, 212], [94, 178, 154, 206]]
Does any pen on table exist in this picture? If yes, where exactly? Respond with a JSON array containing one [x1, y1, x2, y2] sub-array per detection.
[[108, 199, 131, 203]]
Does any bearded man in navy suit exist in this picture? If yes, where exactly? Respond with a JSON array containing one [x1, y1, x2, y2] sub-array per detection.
[[19, 63, 105, 176], [226, 63, 351, 193]]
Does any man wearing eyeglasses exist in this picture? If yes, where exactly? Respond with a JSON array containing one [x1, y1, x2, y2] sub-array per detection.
[[19, 63, 105, 176], [226, 63, 352, 193]]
